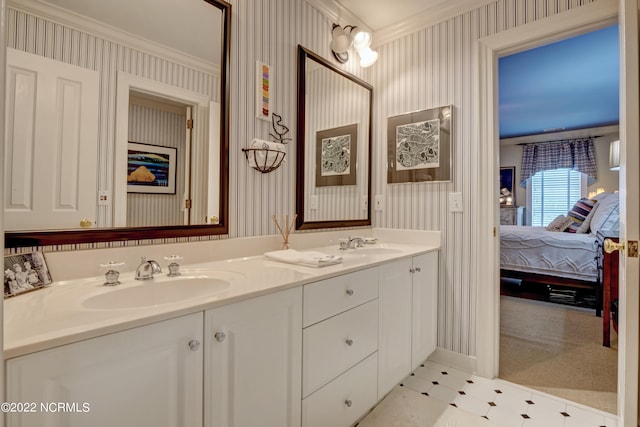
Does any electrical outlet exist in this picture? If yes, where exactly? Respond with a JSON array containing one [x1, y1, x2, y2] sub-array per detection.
[[98, 190, 111, 206], [310, 195, 318, 210], [375, 195, 384, 211]]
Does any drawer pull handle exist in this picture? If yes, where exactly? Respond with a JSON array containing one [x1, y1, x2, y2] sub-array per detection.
[[346, 289, 354, 296], [188, 340, 201, 351], [415, 266, 422, 272], [214, 332, 226, 342], [345, 339, 354, 346], [345, 399, 353, 408]]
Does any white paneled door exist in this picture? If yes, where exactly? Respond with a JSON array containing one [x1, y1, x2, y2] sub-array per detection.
[[5, 49, 99, 230]]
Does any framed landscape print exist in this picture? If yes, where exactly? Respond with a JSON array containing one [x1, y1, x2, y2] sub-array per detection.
[[315, 123, 358, 187], [387, 105, 452, 183], [127, 142, 177, 194]]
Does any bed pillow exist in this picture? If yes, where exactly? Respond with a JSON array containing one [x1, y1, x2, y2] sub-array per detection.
[[546, 215, 574, 232], [565, 198, 598, 233], [589, 192, 619, 234]]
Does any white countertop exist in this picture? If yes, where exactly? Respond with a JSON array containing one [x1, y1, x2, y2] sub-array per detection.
[[4, 237, 440, 359]]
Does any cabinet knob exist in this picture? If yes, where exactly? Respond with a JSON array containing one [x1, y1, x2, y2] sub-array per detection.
[[415, 266, 422, 272], [344, 399, 353, 408], [409, 268, 415, 273], [214, 332, 226, 342], [345, 289, 354, 296], [345, 339, 354, 347], [188, 340, 200, 351]]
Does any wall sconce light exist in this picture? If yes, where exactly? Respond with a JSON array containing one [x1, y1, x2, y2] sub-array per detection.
[[609, 139, 620, 171], [330, 24, 378, 67]]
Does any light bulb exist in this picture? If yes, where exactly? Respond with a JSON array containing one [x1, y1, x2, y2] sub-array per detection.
[[358, 47, 378, 67]]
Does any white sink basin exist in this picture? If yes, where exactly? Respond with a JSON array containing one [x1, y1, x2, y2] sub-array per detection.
[[82, 276, 230, 310]]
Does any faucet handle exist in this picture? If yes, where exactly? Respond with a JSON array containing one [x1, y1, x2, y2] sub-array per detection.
[[164, 255, 183, 277], [100, 261, 124, 286]]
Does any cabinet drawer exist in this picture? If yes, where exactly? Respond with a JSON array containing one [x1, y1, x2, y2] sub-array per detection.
[[303, 267, 378, 327], [303, 299, 378, 397], [302, 352, 378, 427]]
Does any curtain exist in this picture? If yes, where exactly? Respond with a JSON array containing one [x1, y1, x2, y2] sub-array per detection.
[[519, 138, 597, 186]]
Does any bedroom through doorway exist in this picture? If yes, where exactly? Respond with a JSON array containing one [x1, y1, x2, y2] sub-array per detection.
[[496, 24, 620, 414]]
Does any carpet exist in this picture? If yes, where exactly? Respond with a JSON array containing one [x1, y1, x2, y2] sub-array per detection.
[[499, 295, 618, 413]]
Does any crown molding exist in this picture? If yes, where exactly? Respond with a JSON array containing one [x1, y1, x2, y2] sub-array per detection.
[[373, 0, 497, 47], [304, 0, 372, 33]]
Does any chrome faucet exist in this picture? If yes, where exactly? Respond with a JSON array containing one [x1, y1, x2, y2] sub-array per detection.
[[135, 257, 162, 280], [339, 236, 366, 250]]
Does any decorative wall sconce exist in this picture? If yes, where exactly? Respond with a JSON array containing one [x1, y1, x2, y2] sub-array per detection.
[[609, 139, 620, 171], [330, 24, 378, 67], [243, 113, 291, 173]]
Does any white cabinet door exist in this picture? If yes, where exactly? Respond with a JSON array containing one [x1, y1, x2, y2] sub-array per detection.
[[5, 313, 203, 427], [377, 258, 413, 398], [205, 287, 302, 427], [411, 252, 438, 370], [5, 49, 99, 230]]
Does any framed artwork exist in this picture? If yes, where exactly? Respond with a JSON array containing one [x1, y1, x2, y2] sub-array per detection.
[[315, 124, 358, 187], [127, 142, 177, 194], [387, 105, 452, 183], [4, 252, 52, 297], [500, 166, 516, 205], [256, 61, 273, 121]]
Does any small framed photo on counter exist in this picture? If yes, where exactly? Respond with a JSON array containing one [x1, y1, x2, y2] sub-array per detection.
[[4, 252, 52, 297]]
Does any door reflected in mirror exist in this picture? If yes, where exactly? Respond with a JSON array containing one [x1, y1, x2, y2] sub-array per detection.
[[5, 0, 230, 247], [296, 46, 373, 230]]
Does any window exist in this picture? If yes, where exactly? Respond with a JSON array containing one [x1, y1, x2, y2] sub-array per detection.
[[528, 168, 585, 226]]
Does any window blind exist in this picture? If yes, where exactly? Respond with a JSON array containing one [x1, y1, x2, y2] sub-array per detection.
[[530, 168, 582, 226]]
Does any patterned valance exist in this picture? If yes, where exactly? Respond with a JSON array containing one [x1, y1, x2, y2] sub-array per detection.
[[519, 138, 597, 187]]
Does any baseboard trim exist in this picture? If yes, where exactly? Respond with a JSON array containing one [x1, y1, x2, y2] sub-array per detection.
[[427, 347, 478, 375]]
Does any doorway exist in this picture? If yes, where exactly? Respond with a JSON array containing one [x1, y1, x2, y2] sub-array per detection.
[[474, 1, 639, 425], [496, 25, 620, 413]]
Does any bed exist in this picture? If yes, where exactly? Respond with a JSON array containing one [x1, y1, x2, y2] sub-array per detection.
[[500, 192, 620, 315]]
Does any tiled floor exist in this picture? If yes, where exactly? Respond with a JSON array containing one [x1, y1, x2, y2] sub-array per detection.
[[389, 361, 618, 427]]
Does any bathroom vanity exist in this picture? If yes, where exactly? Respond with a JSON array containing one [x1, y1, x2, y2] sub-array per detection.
[[4, 231, 439, 427]]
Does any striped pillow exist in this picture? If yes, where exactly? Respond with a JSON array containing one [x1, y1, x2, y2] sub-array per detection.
[[565, 198, 598, 233]]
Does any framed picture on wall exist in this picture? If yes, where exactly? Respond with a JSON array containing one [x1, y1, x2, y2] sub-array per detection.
[[499, 166, 516, 205], [315, 124, 358, 187], [127, 142, 177, 194], [387, 105, 452, 183], [4, 252, 52, 297]]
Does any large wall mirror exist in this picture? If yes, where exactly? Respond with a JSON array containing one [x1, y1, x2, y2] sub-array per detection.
[[295, 46, 373, 230], [5, 0, 230, 247]]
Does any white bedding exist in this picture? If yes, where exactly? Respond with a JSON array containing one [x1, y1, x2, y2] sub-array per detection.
[[500, 225, 599, 282]]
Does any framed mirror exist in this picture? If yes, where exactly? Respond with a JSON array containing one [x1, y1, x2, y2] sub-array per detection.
[[295, 45, 373, 230], [5, 0, 231, 248]]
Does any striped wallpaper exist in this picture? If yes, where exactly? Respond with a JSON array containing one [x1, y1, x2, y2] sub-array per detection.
[[5, 0, 601, 359], [368, 0, 598, 356]]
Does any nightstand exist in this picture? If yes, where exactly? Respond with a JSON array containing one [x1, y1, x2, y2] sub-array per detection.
[[499, 206, 524, 225]]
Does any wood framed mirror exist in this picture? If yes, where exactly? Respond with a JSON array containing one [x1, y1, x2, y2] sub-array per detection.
[[4, 0, 231, 248], [295, 45, 373, 230]]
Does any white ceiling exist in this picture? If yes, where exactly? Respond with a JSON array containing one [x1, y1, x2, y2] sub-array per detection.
[[333, 0, 454, 32], [309, 0, 495, 45]]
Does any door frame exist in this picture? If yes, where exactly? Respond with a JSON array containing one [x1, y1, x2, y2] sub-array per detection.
[[474, 0, 638, 424], [114, 72, 210, 227]]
